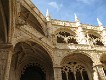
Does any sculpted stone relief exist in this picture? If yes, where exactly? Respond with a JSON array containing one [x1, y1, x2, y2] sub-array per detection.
[[61, 61, 90, 80], [1, 0, 106, 80], [56, 31, 77, 44]]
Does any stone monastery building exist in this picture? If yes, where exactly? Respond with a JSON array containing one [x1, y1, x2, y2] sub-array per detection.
[[0, 0, 106, 80]]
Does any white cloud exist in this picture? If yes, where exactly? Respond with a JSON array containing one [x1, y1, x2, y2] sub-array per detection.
[[76, 0, 95, 4], [48, 1, 63, 10]]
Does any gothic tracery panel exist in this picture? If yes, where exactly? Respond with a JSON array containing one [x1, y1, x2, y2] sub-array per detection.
[[57, 31, 78, 44], [61, 61, 89, 80], [87, 34, 103, 46]]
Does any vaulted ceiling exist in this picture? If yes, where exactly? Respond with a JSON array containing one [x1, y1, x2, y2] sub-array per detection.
[[0, 0, 16, 44], [0, 0, 47, 44], [20, 6, 45, 35], [0, 0, 9, 43]]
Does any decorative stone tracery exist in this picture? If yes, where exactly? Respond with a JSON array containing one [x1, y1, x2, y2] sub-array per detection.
[[56, 31, 78, 44], [1, 0, 106, 80], [62, 61, 90, 80], [87, 34, 103, 46], [61, 54, 93, 80]]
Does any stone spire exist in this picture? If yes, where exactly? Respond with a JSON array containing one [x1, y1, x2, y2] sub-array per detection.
[[46, 9, 51, 21], [97, 18, 103, 26], [97, 18, 103, 31], [74, 13, 80, 26]]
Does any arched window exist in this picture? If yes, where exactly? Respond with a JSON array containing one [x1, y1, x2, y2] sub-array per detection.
[[87, 34, 103, 46], [57, 32, 78, 44], [61, 61, 89, 80]]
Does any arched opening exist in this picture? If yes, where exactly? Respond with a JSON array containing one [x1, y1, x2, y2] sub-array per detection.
[[57, 31, 78, 44], [20, 65, 45, 80], [10, 41, 54, 80], [61, 53, 93, 80], [87, 34, 103, 46]]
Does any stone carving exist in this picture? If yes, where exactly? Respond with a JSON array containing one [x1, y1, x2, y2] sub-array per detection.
[[1, 0, 106, 80], [16, 17, 26, 25], [62, 61, 90, 80]]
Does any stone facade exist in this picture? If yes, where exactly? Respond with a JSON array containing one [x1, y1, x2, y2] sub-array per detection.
[[0, 0, 106, 80]]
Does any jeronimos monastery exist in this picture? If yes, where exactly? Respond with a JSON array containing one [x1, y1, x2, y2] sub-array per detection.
[[0, 0, 106, 80]]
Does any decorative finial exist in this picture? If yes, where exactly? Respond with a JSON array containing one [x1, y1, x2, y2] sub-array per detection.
[[74, 13, 80, 22], [46, 9, 51, 21], [97, 18, 103, 31], [97, 18, 103, 26], [74, 13, 80, 26]]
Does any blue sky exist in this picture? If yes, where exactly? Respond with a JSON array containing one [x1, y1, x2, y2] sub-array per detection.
[[32, 0, 106, 26]]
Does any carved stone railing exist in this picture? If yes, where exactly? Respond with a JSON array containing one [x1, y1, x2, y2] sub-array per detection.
[[81, 24, 99, 30], [52, 19, 76, 27], [51, 19, 101, 31], [56, 43, 106, 51]]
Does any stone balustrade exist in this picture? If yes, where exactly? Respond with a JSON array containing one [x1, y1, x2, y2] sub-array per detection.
[[56, 43, 106, 51]]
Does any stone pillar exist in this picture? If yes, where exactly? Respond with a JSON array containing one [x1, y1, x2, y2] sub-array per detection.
[[0, 50, 8, 80], [53, 67, 62, 80], [93, 65, 99, 80], [101, 29, 106, 46], [93, 63, 106, 80], [76, 26, 87, 44], [4, 50, 13, 80], [0, 44, 13, 80]]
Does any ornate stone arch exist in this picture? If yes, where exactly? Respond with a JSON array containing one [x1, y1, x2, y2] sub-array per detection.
[[10, 41, 54, 80], [87, 30, 101, 38], [61, 53, 93, 80], [54, 28, 76, 35], [12, 37, 53, 60], [54, 28, 78, 44], [86, 30, 103, 46], [17, 0, 47, 36]]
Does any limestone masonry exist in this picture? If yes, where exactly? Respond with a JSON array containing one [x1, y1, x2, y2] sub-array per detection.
[[0, 0, 106, 80]]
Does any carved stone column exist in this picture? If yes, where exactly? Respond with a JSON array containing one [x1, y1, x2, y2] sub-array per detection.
[[101, 29, 106, 46], [93, 63, 106, 80], [0, 44, 13, 80], [93, 65, 99, 80], [53, 66, 62, 80], [76, 26, 87, 44], [0, 50, 8, 80]]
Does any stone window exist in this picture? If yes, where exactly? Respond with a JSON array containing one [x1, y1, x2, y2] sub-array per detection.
[[57, 32, 78, 44], [61, 61, 89, 80], [87, 34, 103, 46]]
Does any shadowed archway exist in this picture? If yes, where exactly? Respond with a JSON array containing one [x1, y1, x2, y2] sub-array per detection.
[[20, 65, 45, 80], [10, 41, 54, 80]]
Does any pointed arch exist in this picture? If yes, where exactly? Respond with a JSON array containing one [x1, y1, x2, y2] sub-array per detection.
[[55, 28, 78, 44], [86, 30, 103, 46], [10, 41, 54, 80], [61, 53, 93, 80]]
